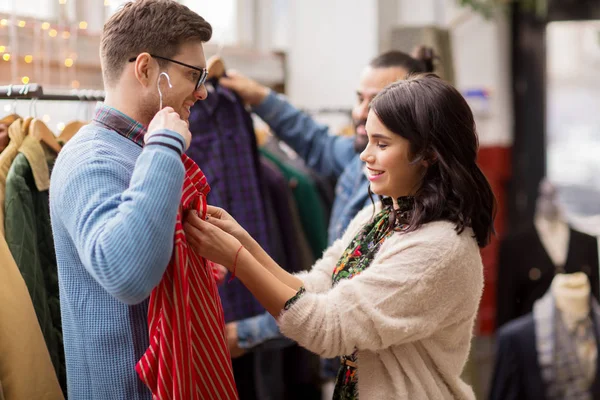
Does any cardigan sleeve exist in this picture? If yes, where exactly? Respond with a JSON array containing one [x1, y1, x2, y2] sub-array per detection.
[[293, 205, 376, 293], [278, 222, 483, 358]]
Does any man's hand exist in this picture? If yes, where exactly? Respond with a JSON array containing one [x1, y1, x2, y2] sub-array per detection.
[[219, 71, 270, 106], [146, 107, 191, 151], [226, 322, 246, 359]]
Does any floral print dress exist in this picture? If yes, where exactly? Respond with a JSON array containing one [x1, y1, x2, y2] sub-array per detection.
[[285, 197, 413, 399]]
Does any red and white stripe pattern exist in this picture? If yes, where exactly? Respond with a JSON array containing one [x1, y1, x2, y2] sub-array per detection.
[[136, 155, 238, 400]]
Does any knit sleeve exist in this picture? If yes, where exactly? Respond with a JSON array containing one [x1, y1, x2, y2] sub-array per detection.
[[278, 222, 483, 358], [53, 137, 185, 305], [293, 204, 376, 293]]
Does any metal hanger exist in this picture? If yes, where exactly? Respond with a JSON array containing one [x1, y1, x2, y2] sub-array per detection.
[[157, 72, 172, 110]]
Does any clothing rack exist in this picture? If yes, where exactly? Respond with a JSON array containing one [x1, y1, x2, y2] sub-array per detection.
[[0, 84, 105, 101]]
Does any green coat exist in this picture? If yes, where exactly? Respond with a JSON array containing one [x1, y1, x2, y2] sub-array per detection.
[[4, 137, 65, 393]]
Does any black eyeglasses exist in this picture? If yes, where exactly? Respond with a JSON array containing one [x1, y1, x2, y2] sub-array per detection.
[[128, 54, 208, 91]]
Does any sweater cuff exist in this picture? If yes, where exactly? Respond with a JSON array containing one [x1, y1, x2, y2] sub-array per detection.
[[144, 129, 186, 155]]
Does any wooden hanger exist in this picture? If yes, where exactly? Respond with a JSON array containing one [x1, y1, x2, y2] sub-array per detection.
[[29, 118, 62, 153], [207, 55, 226, 80], [0, 113, 19, 126], [58, 120, 86, 143]]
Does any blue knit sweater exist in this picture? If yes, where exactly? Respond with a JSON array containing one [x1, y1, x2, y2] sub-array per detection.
[[49, 111, 186, 399]]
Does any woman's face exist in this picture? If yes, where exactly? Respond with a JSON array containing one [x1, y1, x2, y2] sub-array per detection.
[[359, 110, 426, 200]]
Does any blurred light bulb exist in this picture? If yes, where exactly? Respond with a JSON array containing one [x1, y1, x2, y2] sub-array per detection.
[[79, 21, 88, 30], [3, 53, 10, 61], [17, 21, 26, 28], [64, 58, 74, 67], [49, 29, 58, 37], [21, 76, 29, 84], [42, 22, 50, 30], [42, 114, 51, 123], [24, 55, 33, 63]]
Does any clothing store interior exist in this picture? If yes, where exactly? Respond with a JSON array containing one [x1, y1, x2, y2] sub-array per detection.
[[0, 0, 599, 399]]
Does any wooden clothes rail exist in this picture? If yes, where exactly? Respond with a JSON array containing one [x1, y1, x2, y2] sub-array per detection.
[[0, 84, 105, 101]]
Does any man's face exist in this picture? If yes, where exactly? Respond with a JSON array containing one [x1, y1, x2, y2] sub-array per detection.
[[144, 41, 208, 124], [352, 66, 408, 152]]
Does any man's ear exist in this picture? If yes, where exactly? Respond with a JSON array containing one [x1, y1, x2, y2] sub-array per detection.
[[132, 52, 153, 88]]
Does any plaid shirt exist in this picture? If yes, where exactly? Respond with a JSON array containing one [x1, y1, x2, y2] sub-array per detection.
[[188, 83, 269, 322], [95, 104, 238, 399]]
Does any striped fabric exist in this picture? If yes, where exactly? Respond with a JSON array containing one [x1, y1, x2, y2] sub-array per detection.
[[136, 155, 238, 399]]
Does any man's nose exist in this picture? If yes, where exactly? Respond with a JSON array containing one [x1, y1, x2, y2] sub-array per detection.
[[194, 84, 208, 101]]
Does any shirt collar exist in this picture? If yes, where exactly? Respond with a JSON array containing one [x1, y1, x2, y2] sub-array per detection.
[[92, 103, 146, 147], [191, 79, 238, 118]]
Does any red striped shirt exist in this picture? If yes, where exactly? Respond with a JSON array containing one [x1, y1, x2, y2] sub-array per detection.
[[136, 155, 238, 399]]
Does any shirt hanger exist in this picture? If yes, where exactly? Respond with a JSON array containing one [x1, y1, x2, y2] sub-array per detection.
[[29, 108, 62, 153], [207, 55, 226, 80]]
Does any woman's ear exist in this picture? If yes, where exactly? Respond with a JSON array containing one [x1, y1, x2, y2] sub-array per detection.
[[421, 151, 437, 168]]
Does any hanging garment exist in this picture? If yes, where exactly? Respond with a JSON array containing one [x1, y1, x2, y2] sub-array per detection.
[[0, 233, 63, 399], [0, 118, 29, 236], [490, 292, 600, 400], [3, 136, 65, 392], [260, 157, 313, 274], [260, 148, 328, 260], [136, 155, 238, 400], [262, 137, 336, 224], [188, 81, 268, 323], [496, 224, 600, 329]]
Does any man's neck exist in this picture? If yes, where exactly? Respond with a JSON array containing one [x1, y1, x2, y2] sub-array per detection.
[[103, 90, 149, 127]]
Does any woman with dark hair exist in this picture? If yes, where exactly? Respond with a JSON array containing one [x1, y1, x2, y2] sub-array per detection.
[[184, 73, 496, 399]]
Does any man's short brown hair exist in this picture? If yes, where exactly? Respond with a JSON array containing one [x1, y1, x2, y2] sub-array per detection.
[[101, 0, 212, 86]]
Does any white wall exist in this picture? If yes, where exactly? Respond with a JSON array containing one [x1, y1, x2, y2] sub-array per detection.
[[396, 0, 513, 147], [286, 0, 378, 110]]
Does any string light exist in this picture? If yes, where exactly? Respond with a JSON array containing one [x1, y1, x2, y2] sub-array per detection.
[[0, 20, 8, 27], [2, 53, 10, 61], [24, 55, 33, 63], [78, 21, 88, 30], [17, 21, 26, 28], [42, 114, 51, 123], [21, 76, 29, 84], [59, 0, 67, 4], [0, 46, 5, 53], [49, 29, 58, 37], [57, 122, 65, 132], [62, 31, 71, 39], [64, 58, 74, 67], [71, 80, 80, 89], [104, 0, 111, 6], [42, 22, 50, 30]]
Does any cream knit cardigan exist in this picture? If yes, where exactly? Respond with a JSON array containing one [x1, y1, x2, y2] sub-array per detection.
[[278, 204, 484, 400]]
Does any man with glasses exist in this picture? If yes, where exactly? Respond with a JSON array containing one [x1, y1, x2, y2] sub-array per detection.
[[48, 1, 236, 399]]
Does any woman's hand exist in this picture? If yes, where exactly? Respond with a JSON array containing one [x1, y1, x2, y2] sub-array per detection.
[[205, 206, 254, 248], [184, 211, 242, 270]]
